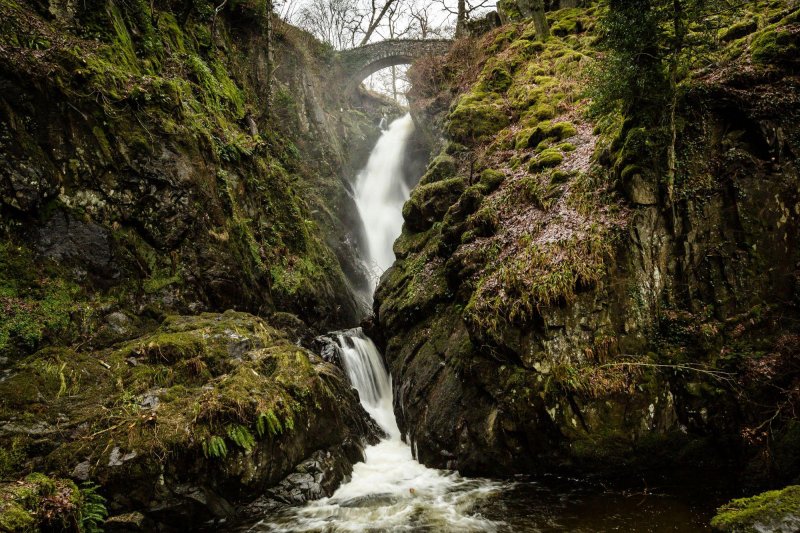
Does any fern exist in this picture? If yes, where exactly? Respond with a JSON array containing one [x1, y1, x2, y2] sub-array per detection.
[[227, 424, 255, 452], [78, 483, 108, 533], [255, 410, 283, 438], [202, 435, 228, 458]]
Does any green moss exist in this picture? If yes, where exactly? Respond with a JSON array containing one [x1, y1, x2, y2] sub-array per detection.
[[0, 474, 91, 532], [447, 92, 510, 143], [0, 500, 35, 532], [479, 169, 505, 193], [751, 25, 800, 64], [419, 153, 457, 186], [549, 121, 577, 140], [403, 177, 467, 230], [718, 19, 757, 42], [529, 149, 564, 171], [530, 103, 556, 120], [549, 7, 588, 36], [480, 61, 513, 93], [711, 485, 800, 532], [488, 26, 518, 52]]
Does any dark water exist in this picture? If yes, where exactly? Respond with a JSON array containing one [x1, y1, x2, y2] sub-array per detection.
[[475, 476, 723, 532]]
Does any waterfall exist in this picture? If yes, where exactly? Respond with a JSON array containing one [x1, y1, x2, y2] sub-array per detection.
[[251, 113, 504, 532], [354, 113, 415, 279], [336, 330, 400, 439], [254, 329, 503, 532]]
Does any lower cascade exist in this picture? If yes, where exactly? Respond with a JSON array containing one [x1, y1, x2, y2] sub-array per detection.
[[253, 329, 505, 532]]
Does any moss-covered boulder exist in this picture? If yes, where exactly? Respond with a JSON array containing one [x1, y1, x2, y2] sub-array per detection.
[[0, 311, 378, 529], [402, 177, 467, 231], [0, 474, 107, 533], [711, 486, 800, 532]]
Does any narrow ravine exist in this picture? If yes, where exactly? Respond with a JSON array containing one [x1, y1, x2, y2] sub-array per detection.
[[252, 114, 506, 532]]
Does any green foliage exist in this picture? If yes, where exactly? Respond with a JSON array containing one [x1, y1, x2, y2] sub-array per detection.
[[588, 0, 668, 121], [255, 410, 283, 438], [0, 438, 25, 479], [227, 424, 256, 452], [202, 435, 228, 458], [78, 483, 108, 533], [0, 242, 79, 357]]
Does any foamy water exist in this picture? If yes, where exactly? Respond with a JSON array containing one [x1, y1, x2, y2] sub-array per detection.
[[253, 330, 504, 532]]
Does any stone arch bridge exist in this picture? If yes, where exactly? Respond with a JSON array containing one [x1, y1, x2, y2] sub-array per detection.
[[338, 39, 452, 93]]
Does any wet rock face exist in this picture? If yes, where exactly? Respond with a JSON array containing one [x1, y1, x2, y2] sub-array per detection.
[[0, 311, 379, 528], [375, 10, 800, 482], [35, 210, 115, 278]]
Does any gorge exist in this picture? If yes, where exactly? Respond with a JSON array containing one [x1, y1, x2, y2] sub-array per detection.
[[1, 0, 800, 531]]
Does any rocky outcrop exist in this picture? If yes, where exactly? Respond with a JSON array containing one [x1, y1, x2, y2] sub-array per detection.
[[0, 311, 379, 528], [0, 0, 393, 526], [0, 0, 389, 354], [373, 4, 800, 484]]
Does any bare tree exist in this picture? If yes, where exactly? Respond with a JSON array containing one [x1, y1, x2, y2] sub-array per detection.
[[276, 0, 302, 22], [374, 0, 414, 99], [434, 0, 496, 35], [297, 0, 367, 48], [408, 0, 433, 38], [358, 0, 400, 45]]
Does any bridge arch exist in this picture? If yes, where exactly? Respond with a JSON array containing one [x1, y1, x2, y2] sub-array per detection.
[[338, 39, 452, 93]]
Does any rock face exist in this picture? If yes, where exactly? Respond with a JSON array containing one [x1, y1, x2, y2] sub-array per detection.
[[374, 5, 800, 483], [0, 0, 386, 345]]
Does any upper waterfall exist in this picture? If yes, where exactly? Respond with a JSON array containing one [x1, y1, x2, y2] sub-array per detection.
[[355, 113, 415, 280]]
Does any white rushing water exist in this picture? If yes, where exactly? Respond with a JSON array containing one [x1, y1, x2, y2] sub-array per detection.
[[253, 113, 504, 532], [256, 330, 503, 532], [354, 113, 415, 279]]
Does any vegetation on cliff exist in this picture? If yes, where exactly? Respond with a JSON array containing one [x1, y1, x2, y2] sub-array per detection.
[[0, 0, 390, 527], [376, 0, 800, 492]]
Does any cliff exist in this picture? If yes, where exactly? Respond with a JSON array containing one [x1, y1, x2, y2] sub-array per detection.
[[0, 0, 391, 528], [373, 1, 800, 488]]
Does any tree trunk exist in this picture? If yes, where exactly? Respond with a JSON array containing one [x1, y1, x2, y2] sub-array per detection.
[[391, 66, 398, 101], [666, 0, 685, 208], [359, 0, 396, 46], [532, 0, 549, 39], [456, 0, 467, 36]]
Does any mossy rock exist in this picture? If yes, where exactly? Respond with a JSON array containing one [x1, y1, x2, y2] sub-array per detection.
[[480, 61, 513, 93], [403, 177, 467, 231], [479, 169, 505, 193], [419, 154, 457, 186], [711, 485, 800, 532], [718, 19, 757, 42], [0, 474, 104, 532], [529, 149, 564, 171], [447, 93, 510, 143], [751, 23, 800, 64], [516, 121, 577, 150], [507, 39, 544, 60], [549, 8, 586, 36]]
